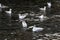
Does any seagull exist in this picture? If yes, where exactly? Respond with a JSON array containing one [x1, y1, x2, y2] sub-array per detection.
[[0, 3, 8, 11], [4, 38, 7, 40], [5, 9, 12, 16], [18, 14, 27, 20], [18, 13, 28, 31], [22, 21, 27, 28], [22, 21, 27, 31], [38, 15, 49, 22], [0, 4, 2, 11], [40, 6, 46, 11], [28, 25, 44, 32], [0, 3, 1, 8], [47, 2, 51, 8], [0, 3, 8, 8]]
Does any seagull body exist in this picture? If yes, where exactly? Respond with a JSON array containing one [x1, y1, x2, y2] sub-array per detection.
[[29, 25, 44, 32], [5, 9, 12, 16]]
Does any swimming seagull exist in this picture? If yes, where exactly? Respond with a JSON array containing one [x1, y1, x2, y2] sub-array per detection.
[[40, 6, 46, 11], [0, 3, 8, 11], [22, 21, 27, 28], [28, 25, 44, 32], [22, 21, 27, 31], [0, 3, 8, 8], [47, 2, 51, 8], [18, 14, 27, 20], [5, 9, 12, 16], [38, 15, 49, 22], [18, 13, 28, 31]]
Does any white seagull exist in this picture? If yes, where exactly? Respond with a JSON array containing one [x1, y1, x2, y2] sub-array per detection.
[[38, 15, 49, 22], [0, 3, 8, 11], [47, 2, 51, 8], [5, 9, 12, 16], [22, 21, 27, 28], [0, 3, 1, 8], [19, 14, 27, 20], [28, 25, 44, 32], [22, 21, 27, 31], [0, 3, 8, 8], [40, 6, 46, 11]]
